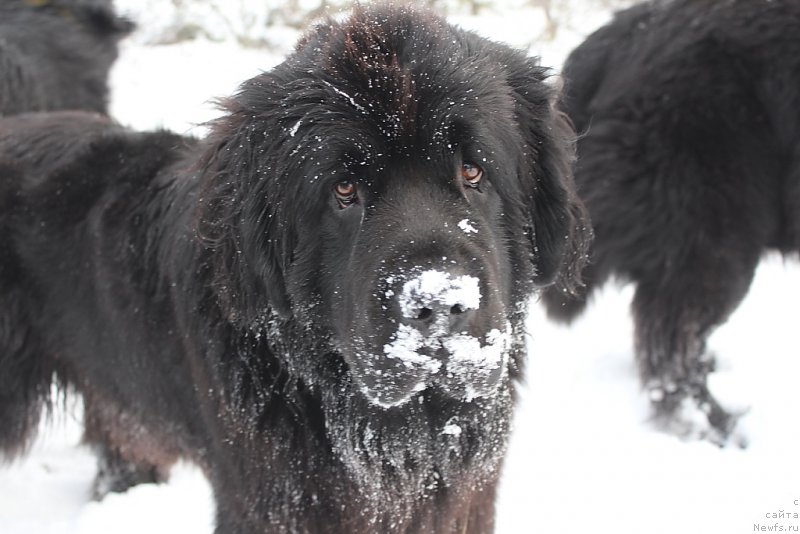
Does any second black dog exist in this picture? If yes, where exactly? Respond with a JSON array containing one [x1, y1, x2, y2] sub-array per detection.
[[0, 0, 132, 115], [543, 0, 800, 444]]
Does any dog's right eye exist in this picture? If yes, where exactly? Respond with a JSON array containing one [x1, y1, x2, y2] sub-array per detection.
[[461, 161, 484, 188], [334, 180, 358, 208]]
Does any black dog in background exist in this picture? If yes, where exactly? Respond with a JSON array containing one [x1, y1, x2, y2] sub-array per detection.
[[0, 0, 132, 115], [0, 5, 588, 532], [543, 0, 800, 444]]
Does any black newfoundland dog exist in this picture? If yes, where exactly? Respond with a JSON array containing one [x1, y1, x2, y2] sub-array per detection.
[[543, 0, 800, 444], [0, 5, 588, 532], [0, 0, 132, 115]]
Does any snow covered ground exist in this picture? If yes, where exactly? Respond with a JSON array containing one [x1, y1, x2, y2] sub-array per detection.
[[2, 3, 800, 533]]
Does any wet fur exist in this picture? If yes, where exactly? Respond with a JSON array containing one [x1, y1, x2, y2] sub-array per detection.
[[0, 5, 588, 533], [542, 0, 800, 441]]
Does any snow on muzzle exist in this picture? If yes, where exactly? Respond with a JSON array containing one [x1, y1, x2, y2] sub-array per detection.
[[352, 268, 510, 408]]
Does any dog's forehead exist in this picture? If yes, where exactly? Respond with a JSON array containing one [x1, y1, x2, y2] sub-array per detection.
[[309, 6, 509, 144], [329, 5, 453, 74]]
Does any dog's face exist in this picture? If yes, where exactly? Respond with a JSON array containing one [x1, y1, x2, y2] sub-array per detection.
[[317, 154, 515, 408], [199, 6, 588, 410]]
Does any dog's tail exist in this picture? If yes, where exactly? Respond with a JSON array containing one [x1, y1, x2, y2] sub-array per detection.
[[0, 162, 54, 459]]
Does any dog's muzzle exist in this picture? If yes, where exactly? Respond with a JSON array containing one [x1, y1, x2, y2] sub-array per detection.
[[351, 268, 510, 408]]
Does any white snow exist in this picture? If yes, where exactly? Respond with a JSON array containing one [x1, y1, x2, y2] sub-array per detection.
[[2, 3, 800, 534], [398, 269, 481, 319], [323, 80, 367, 113], [383, 323, 442, 374], [458, 218, 479, 234], [444, 327, 510, 374], [443, 325, 511, 402], [495, 256, 800, 534], [441, 419, 463, 437]]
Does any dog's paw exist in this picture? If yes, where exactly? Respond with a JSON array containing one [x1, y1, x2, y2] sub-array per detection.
[[647, 380, 748, 448], [91, 453, 166, 500]]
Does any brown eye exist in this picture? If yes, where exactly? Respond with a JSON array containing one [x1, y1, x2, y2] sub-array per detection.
[[334, 180, 358, 207], [461, 161, 483, 188]]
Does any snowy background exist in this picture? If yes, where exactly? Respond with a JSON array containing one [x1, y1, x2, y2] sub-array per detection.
[[2, 1, 800, 533]]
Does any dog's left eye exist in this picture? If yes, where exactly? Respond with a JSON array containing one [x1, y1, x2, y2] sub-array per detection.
[[334, 180, 358, 208], [461, 162, 483, 188]]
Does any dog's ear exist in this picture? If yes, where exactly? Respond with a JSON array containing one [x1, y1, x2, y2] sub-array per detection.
[[196, 93, 294, 324], [508, 60, 592, 293], [74, 4, 135, 37]]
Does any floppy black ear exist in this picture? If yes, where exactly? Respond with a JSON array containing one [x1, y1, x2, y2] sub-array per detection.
[[509, 60, 592, 293], [195, 95, 294, 324]]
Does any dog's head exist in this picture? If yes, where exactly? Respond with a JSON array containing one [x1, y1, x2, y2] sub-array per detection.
[[197, 5, 589, 410], [21, 0, 135, 36]]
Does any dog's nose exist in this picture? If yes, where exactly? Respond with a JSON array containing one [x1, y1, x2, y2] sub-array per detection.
[[397, 269, 481, 335], [405, 301, 475, 335]]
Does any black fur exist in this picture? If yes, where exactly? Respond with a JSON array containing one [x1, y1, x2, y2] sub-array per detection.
[[0, 5, 588, 533], [0, 0, 133, 115], [542, 0, 800, 443]]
